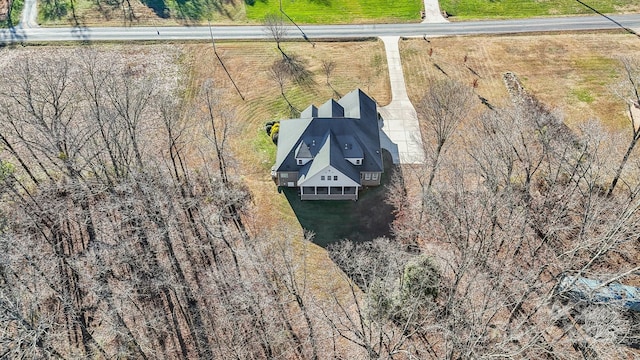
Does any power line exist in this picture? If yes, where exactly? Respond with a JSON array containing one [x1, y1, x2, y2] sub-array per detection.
[[575, 0, 640, 38], [208, 22, 245, 101], [279, 0, 315, 46]]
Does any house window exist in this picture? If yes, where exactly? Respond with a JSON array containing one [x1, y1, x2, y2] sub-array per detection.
[[364, 173, 371, 180], [327, 176, 331, 181], [281, 173, 288, 178], [317, 187, 329, 194], [302, 187, 315, 194], [372, 173, 379, 180], [333, 176, 338, 181], [321, 176, 325, 180], [356, 159, 361, 165], [344, 187, 356, 194], [298, 159, 303, 165], [330, 187, 342, 194]]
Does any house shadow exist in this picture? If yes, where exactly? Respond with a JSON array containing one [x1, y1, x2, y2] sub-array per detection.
[[282, 150, 399, 248]]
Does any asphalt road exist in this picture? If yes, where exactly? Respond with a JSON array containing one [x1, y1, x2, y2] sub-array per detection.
[[2, 14, 640, 44]]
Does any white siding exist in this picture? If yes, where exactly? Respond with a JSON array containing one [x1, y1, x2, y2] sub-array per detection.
[[300, 166, 359, 188]]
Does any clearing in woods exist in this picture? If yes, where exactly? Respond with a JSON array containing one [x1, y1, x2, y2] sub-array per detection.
[[183, 32, 640, 249]]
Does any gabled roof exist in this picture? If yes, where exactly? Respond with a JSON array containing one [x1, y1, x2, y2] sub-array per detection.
[[298, 131, 361, 185], [318, 99, 344, 118], [274, 89, 383, 177], [295, 140, 313, 158]]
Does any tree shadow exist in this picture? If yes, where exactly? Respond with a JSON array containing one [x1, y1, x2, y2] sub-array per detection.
[[140, 0, 169, 18], [275, 54, 316, 88], [281, 150, 398, 247]]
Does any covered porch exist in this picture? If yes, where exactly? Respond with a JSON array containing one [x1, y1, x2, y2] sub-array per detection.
[[300, 186, 359, 200]]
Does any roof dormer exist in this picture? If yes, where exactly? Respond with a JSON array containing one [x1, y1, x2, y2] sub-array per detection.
[[295, 140, 313, 166], [337, 135, 363, 165], [318, 99, 344, 118]]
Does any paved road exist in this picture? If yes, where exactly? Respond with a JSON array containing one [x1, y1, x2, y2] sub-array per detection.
[[4, 12, 639, 165], [2, 14, 640, 44]]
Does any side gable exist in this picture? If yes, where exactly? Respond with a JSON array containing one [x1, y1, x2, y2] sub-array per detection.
[[301, 105, 318, 118], [338, 88, 376, 121], [318, 99, 344, 118], [274, 117, 313, 172]]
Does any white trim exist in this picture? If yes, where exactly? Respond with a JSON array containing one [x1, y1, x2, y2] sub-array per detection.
[[298, 165, 359, 187]]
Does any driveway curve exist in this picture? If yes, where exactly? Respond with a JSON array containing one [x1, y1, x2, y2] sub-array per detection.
[[378, 36, 425, 165], [19, 0, 38, 28]]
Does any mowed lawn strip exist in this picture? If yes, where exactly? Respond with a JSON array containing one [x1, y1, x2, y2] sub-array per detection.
[[440, 0, 640, 20], [219, 0, 421, 24], [183, 40, 392, 241]]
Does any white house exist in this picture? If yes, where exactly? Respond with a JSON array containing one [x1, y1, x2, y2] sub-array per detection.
[[271, 89, 384, 200]]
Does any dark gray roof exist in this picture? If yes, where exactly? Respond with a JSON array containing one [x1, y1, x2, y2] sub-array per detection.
[[301, 105, 318, 118], [274, 89, 383, 178], [295, 140, 313, 158], [298, 130, 361, 184], [336, 135, 363, 159], [318, 99, 344, 118]]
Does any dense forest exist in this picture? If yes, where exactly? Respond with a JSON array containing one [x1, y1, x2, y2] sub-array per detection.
[[0, 47, 638, 359]]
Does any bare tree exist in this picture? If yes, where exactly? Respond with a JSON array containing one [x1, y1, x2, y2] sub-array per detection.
[[608, 57, 640, 196], [417, 78, 476, 190], [264, 13, 289, 59], [321, 59, 336, 86], [269, 61, 299, 117]]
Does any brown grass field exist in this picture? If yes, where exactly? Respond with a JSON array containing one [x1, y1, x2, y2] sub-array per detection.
[[401, 31, 640, 130]]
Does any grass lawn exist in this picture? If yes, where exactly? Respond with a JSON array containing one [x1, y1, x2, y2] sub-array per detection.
[[440, 0, 640, 20], [232, 0, 423, 24], [183, 39, 392, 245], [36, 0, 422, 26]]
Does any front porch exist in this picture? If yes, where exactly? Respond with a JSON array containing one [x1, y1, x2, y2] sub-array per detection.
[[300, 186, 359, 201]]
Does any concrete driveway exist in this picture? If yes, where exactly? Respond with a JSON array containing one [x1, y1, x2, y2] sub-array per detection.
[[378, 36, 425, 165], [19, 0, 38, 28], [422, 0, 448, 23]]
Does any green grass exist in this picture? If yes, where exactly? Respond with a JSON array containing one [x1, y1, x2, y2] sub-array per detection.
[[440, 0, 639, 19], [2, 0, 24, 28], [39, 0, 72, 23], [571, 88, 594, 103], [245, 0, 423, 24], [253, 125, 278, 171]]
